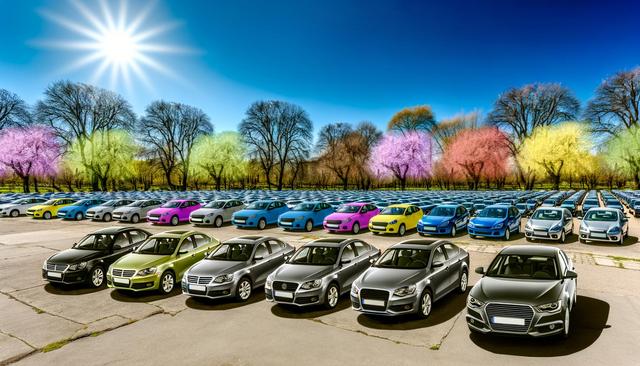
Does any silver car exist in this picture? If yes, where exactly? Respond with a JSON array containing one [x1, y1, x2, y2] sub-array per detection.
[[524, 208, 573, 243], [86, 199, 135, 222], [182, 236, 294, 301], [266, 238, 380, 309], [351, 239, 469, 318], [189, 199, 245, 227], [113, 199, 164, 223], [0, 198, 47, 217], [579, 208, 629, 245]]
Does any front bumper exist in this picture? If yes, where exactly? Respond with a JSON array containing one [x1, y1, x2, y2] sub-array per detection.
[[42, 268, 89, 284], [278, 219, 307, 230], [265, 286, 325, 306], [27, 211, 44, 218], [466, 304, 566, 337], [147, 215, 174, 225], [190, 216, 214, 225], [417, 222, 453, 235], [323, 221, 354, 232], [181, 281, 236, 299], [525, 229, 563, 241], [233, 218, 260, 228], [107, 273, 159, 291], [579, 231, 621, 243], [468, 226, 505, 238], [86, 212, 103, 220], [351, 291, 418, 315], [368, 222, 400, 234]]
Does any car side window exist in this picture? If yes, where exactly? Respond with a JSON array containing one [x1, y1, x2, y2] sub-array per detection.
[[353, 241, 369, 257], [341, 244, 356, 261], [128, 230, 148, 243], [192, 234, 210, 247], [443, 244, 459, 259], [254, 243, 270, 258], [112, 233, 131, 249], [432, 246, 446, 264], [267, 240, 283, 254], [360, 206, 368, 214], [179, 237, 196, 253]]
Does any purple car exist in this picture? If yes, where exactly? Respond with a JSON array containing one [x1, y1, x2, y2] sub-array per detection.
[[146, 200, 202, 226], [323, 202, 380, 234]]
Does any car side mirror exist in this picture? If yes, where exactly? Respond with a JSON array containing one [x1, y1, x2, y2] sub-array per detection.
[[177, 250, 188, 255], [72, 243, 77, 248], [432, 261, 444, 268], [369, 258, 376, 264], [475, 266, 485, 275], [254, 255, 264, 261], [340, 259, 352, 265], [284, 255, 290, 261], [113, 244, 122, 250], [564, 270, 578, 279]]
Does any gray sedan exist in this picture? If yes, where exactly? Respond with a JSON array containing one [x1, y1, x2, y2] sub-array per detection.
[[189, 199, 245, 227], [266, 238, 380, 309], [351, 239, 469, 318], [182, 236, 294, 301], [112, 199, 164, 223], [86, 199, 134, 222], [467, 245, 577, 338], [579, 208, 629, 245], [524, 207, 573, 243]]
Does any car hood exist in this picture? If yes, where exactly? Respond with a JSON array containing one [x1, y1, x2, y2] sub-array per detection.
[[234, 209, 266, 216], [271, 263, 334, 282], [325, 212, 357, 221], [470, 217, 505, 226], [48, 249, 104, 264], [583, 220, 617, 231], [357, 267, 425, 289], [371, 214, 403, 223], [471, 276, 563, 304], [112, 253, 171, 270], [421, 215, 453, 225], [89, 205, 113, 212], [188, 260, 247, 276], [29, 205, 49, 211], [114, 207, 137, 214], [0, 203, 18, 209], [279, 211, 312, 219], [527, 219, 561, 230], [191, 208, 222, 216]]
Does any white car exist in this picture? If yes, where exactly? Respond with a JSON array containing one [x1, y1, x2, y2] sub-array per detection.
[[189, 199, 245, 227], [112, 199, 164, 223], [0, 198, 48, 217], [86, 199, 134, 222]]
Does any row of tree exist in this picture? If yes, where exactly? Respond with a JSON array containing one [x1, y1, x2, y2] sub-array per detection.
[[0, 67, 638, 192]]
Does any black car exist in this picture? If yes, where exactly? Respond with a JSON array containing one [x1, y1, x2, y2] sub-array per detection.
[[42, 227, 151, 288]]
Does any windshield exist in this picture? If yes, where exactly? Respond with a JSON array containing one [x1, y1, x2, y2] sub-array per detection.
[[289, 246, 339, 265], [292, 203, 317, 211], [75, 200, 93, 206], [583, 200, 598, 205], [486, 254, 559, 280], [76, 234, 114, 250], [208, 243, 253, 261], [428, 207, 454, 217], [135, 237, 180, 255], [337, 205, 360, 213], [516, 204, 526, 209], [532, 209, 562, 220], [161, 201, 182, 208], [584, 210, 618, 222], [43, 200, 57, 205], [375, 248, 430, 269], [102, 200, 121, 207], [563, 201, 575, 205], [477, 207, 507, 218], [246, 202, 269, 210], [12, 198, 30, 204], [380, 207, 405, 215], [127, 201, 145, 207], [204, 201, 226, 209]]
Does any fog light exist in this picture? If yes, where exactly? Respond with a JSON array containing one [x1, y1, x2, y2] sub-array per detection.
[[404, 305, 411, 310], [549, 324, 555, 330], [223, 290, 229, 294], [311, 297, 318, 302], [147, 283, 152, 287], [469, 319, 474, 324]]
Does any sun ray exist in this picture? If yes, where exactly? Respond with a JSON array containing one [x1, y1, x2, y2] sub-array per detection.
[[126, 0, 157, 34], [99, 0, 117, 31], [131, 21, 180, 43], [69, 0, 108, 35], [39, 10, 102, 40]]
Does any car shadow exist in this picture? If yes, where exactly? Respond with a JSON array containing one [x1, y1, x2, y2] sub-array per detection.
[[44, 283, 105, 295], [581, 235, 638, 247], [109, 287, 182, 302], [270, 295, 351, 319], [356, 288, 469, 330], [469, 295, 610, 357], [185, 292, 265, 310]]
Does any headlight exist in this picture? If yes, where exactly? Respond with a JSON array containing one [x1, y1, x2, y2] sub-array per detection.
[[213, 274, 234, 283], [467, 296, 484, 308], [300, 279, 322, 290], [265, 276, 273, 290], [389, 220, 398, 225], [492, 222, 504, 229], [68, 262, 87, 271], [42, 260, 48, 270], [438, 220, 450, 227], [206, 212, 214, 217], [136, 267, 157, 276], [393, 285, 416, 297], [344, 217, 352, 223], [525, 221, 532, 230], [608, 226, 621, 234], [467, 221, 475, 228], [351, 283, 360, 296], [549, 223, 562, 232], [535, 300, 562, 313], [580, 223, 589, 232], [162, 212, 170, 216]]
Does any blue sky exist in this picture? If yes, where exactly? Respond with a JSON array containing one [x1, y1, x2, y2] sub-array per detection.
[[0, 0, 638, 134]]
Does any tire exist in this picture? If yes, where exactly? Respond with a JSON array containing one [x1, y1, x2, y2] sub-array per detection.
[[579, 238, 586, 244], [103, 213, 112, 222], [398, 224, 406, 236], [131, 214, 140, 224], [258, 218, 266, 230], [305, 220, 313, 232], [170, 215, 179, 226], [458, 270, 468, 293], [418, 232, 425, 237], [469, 234, 476, 239], [324, 283, 340, 310], [418, 289, 433, 319], [504, 228, 510, 241], [352, 222, 360, 234], [451, 225, 457, 237], [619, 235, 624, 246], [89, 266, 105, 288], [159, 271, 175, 294], [236, 277, 252, 302], [560, 231, 566, 243], [562, 307, 570, 339], [10, 209, 19, 218], [526, 237, 532, 242], [43, 211, 52, 220], [214, 216, 223, 228], [75, 212, 83, 221]]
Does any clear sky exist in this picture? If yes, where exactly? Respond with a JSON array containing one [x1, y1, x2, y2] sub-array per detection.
[[0, 0, 638, 134]]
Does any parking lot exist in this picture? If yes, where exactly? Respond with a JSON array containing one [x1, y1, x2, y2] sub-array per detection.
[[1, 209, 639, 366]]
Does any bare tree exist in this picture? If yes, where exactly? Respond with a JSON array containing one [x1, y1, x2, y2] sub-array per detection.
[[0, 89, 31, 129], [585, 67, 640, 136], [137, 101, 213, 190], [316, 123, 354, 189], [432, 110, 481, 148]]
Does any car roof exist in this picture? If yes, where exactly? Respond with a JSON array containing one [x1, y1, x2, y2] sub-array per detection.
[[224, 235, 275, 244], [500, 245, 559, 256], [387, 203, 413, 208], [391, 239, 450, 250], [307, 238, 352, 247], [151, 230, 200, 238], [93, 226, 131, 234]]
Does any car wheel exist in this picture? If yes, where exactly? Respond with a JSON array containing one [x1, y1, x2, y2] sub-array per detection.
[[525, 237, 532, 242], [562, 307, 570, 339], [159, 271, 175, 294], [103, 213, 112, 222], [305, 220, 313, 232], [469, 234, 476, 239], [451, 226, 457, 237], [619, 235, 624, 246], [398, 224, 406, 236], [504, 228, 510, 241], [43, 211, 52, 220], [352, 222, 360, 234], [75, 212, 83, 221], [458, 270, 468, 293], [10, 209, 19, 218], [89, 266, 105, 288], [214, 216, 223, 228], [170, 215, 179, 226], [131, 214, 140, 224], [560, 231, 566, 243], [418, 232, 425, 237], [579, 238, 586, 244], [236, 277, 252, 302], [325, 283, 340, 310], [258, 218, 266, 230], [418, 290, 433, 319]]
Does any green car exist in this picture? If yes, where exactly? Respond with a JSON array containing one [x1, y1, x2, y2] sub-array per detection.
[[107, 230, 220, 294]]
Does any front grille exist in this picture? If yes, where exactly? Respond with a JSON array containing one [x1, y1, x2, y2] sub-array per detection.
[[326, 220, 342, 225], [187, 275, 212, 285], [234, 216, 248, 221], [485, 303, 534, 333], [280, 218, 295, 223], [273, 281, 298, 291], [46, 263, 68, 272], [112, 268, 136, 278], [294, 296, 317, 304], [191, 214, 205, 219], [360, 288, 389, 311], [371, 222, 388, 227]]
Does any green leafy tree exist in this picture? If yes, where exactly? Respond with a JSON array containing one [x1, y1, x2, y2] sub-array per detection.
[[604, 126, 640, 189], [191, 132, 247, 190]]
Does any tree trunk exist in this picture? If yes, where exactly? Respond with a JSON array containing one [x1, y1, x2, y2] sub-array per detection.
[[635, 172, 640, 190], [22, 175, 30, 193]]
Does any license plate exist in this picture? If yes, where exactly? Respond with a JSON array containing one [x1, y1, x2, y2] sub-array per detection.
[[326, 224, 339, 228], [591, 233, 607, 238], [191, 218, 202, 222], [424, 226, 436, 231], [113, 278, 130, 285], [47, 271, 62, 279], [492, 316, 525, 326], [362, 299, 385, 307], [280, 222, 292, 226], [534, 230, 547, 236], [189, 284, 206, 292], [235, 219, 246, 224], [372, 226, 385, 230], [274, 290, 293, 299]]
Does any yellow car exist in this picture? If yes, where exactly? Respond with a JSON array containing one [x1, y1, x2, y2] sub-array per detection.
[[369, 204, 423, 236], [26, 198, 76, 219]]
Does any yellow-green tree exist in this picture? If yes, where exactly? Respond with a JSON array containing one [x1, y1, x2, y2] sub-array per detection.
[[191, 131, 247, 190], [518, 122, 592, 189], [604, 126, 640, 189], [66, 130, 138, 191]]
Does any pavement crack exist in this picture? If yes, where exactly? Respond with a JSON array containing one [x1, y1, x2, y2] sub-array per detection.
[[0, 290, 83, 326], [433, 312, 462, 350], [308, 318, 426, 349]]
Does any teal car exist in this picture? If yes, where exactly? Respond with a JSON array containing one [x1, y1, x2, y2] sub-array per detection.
[[57, 199, 106, 220]]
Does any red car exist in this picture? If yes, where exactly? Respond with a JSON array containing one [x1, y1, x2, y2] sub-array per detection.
[[146, 200, 201, 226]]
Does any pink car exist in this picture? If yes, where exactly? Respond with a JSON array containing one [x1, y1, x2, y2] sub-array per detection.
[[323, 202, 380, 234], [147, 200, 202, 226]]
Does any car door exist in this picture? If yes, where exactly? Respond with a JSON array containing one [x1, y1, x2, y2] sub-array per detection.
[[251, 241, 273, 286], [443, 243, 462, 291], [337, 243, 360, 291], [173, 236, 197, 279], [429, 246, 450, 299], [619, 210, 629, 235], [267, 239, 288, 267], [221, 201, 233, 221], [457, 206, 469, 229], [352, 241, 375, 273], [563, 209, 573, 234], [104, 232, 133, 266]]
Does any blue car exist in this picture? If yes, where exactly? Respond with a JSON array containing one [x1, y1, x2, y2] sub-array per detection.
[[467, 204, 521, 240], [232, 200, 289, 230], [277, 202, 335, 232], [56, 199, 105, 220], [417, 204, 469, 237]]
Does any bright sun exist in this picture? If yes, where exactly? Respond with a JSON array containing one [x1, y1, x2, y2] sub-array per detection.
[[37, 0, 190, 91]]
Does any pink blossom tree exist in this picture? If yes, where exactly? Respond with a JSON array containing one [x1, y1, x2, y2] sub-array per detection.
[[368, 131, 433, 190], [0, 126, 61, 192], [440, 127, 511, 189]]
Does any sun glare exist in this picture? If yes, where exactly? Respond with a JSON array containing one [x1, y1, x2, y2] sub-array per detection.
[[37, 0, 190, 91]]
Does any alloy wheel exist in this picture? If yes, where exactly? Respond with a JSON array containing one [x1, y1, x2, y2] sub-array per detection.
[[103, 213, 111, 222], [451, 226, 457, 237], [563, 308, 570, 338], [91, 267, 104, 287], [43, 211, 52, 220], [75, 212, 83, 221], [504, 229, 510, 241], [215, 216, 223, 228], [161, 272, 175, 293], [352, 222, 360, 234], [305, 220, 313, 232], [421, 292, 432, 317], [10, 210, 19, 217], [326, 285, 339, 309], [171, 216, 179, 226], [399, 224, 406, 236], [132, 214, 139, 224], [459, 272, 468, 293], [238, 279, 252, 301], [560, 231, 565, 243], [258, 218, 266, 230]]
